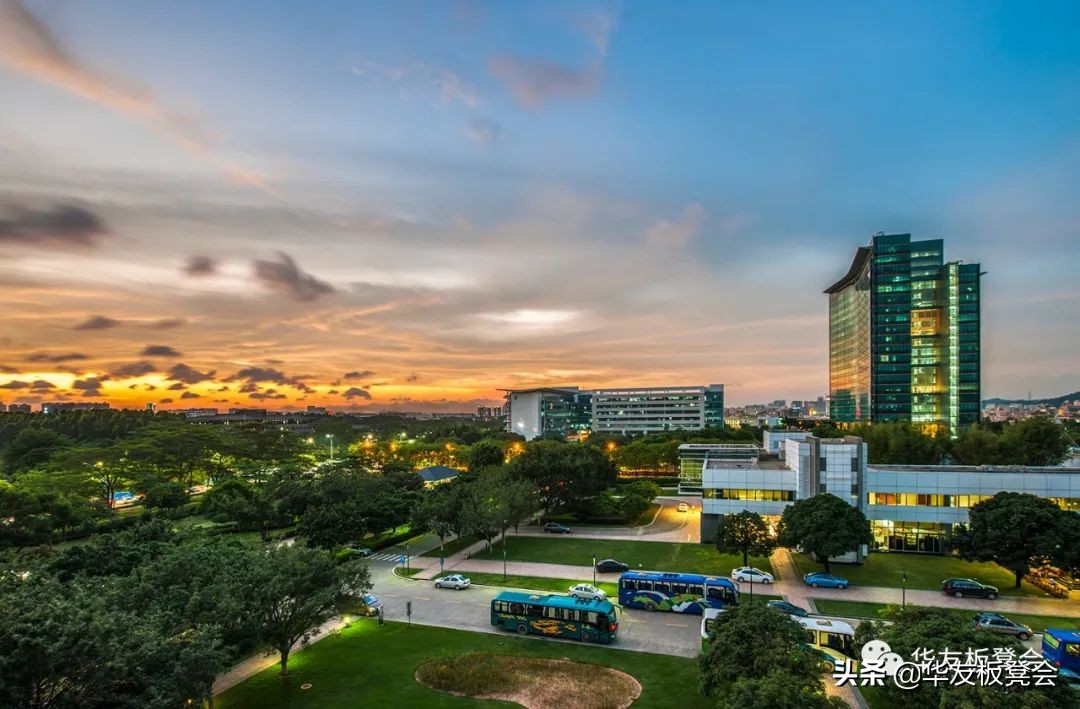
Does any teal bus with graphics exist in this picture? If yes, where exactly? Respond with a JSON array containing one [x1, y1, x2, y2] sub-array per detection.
[[490, 591, 618, 644], [619, 570, 739, 614]]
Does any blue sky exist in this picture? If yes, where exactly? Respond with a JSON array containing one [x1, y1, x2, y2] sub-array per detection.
[[0, 0, 1076, 410]]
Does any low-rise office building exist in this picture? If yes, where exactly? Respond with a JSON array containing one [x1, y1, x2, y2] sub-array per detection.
[[503, 383, 724, 441], [692, 436, 1080, 555], [591, 385, 724, 435]]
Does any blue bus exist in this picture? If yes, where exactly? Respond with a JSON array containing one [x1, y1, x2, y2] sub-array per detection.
[[490, 591, 618, 644], [618, 570, 739, 614], [1042, 628, 1080, 673]]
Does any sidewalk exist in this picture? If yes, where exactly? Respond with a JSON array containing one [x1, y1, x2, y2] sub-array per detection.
[[768, 548, 1080, 618]]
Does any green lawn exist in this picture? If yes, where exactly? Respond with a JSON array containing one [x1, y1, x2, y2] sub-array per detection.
[[792, 552, 1047, 597], [473, 536, 773, 578], [812, 598, 1080, 631], [462, 571, 619, 598], [216, 620, 711, 709], [420, 534, 479, 558]]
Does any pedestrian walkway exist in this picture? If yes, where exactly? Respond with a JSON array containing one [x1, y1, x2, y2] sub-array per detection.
[[767, 548, 1080, 618], [367, 551, 405, 562]]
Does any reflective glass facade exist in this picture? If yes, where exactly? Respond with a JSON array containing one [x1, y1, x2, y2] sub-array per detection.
[[826, 234, 981, 432]]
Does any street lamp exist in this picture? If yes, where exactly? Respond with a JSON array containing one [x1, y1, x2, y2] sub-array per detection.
[[503, 521, 509, 582], [325, 433, 335, 462], [902, 571, 907, 606]]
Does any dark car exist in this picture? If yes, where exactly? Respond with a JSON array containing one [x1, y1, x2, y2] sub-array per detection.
[[767, 600, 810, 618], [543, 522, 572, 534], [942, 578, 998, 599], [595, 558, 629, 573]]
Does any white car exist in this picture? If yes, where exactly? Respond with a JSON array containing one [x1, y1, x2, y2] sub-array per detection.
[[568, 583, 607, 600], [732, 566, 774, 584], [677, 503, 690, 512], [434, 574, 471, 590]]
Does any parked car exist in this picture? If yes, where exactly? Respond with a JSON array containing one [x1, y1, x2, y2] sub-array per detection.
[[973, 612, 1031, 640], [360, 593, 383, 616], [677, 502, 690, 512], [942, 578, 999, 599], [434, 574, 471, 590], [346, 545, 374, 557], [732, 566, 774, 584], [568, 583, 607, 600], [544, 522, 572, 534], [803, 572, 848, 589], [595, 558, 630, 573], [767, 600, 809, 618]]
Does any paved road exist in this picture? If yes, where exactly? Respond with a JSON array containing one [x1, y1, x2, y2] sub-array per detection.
[[515, 496, 702, 543], [372, 565, 702, 658]]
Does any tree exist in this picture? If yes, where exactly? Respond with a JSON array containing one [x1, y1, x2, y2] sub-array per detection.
[[412, 484, 461, 552], [508, 441, 615, 511], [950, 427, 1002, 465], [467, 439, 505, 471], [715, 510, 778, 567], [249, 544, 371, 676], [954, 491, 1080, 588], [143, 481, 188, 510], [2, 428, 71, 473], [777, 494, 872, 573], [460, 479, 505, 549], [700, 603, 839, 706], [854, 606, 1073, 707], [1000, 417, 1070, 466], [722, 670, 846, 709]]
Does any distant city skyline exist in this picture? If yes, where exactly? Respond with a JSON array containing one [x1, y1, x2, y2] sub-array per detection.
[[1, 1, 1077, 411]]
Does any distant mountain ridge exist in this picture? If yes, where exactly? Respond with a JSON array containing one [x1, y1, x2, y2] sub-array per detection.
[[982, 391, 1080, 407]]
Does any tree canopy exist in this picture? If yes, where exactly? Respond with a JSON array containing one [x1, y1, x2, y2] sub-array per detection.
[[714, 510, 777, 566], [953, 491, 1080, 587], [777, 494, 872, 572]]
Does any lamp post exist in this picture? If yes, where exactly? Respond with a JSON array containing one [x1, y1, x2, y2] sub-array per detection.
[[405, 542, 410, 573], [325, 433, 335, 462], [503, 521, 508, 582], [901, 571, 907, 607], [593, 556, 597, 586]]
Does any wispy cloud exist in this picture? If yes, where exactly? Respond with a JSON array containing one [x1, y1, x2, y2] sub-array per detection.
[[182, 255, 218, 277], [646, 203, 705, 249], [0, 0, 274, 196], [489, 56, 600, 107], [0, 0, 210, 150], [466, 117, 501, 144], [351, 60, 479, 107]]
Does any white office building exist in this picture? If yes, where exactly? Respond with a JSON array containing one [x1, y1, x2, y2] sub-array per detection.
[[693, 435, 1080, 555], [591, 384, 724, 435]]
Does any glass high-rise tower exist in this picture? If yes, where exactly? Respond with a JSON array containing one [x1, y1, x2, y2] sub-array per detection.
[[825, 233, 981, 433]]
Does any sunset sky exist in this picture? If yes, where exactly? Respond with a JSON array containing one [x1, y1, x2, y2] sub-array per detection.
[[0, 0, 1077, 412]]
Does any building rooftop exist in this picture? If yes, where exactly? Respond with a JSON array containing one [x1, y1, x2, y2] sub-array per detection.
[[823, 244, 872, 294], [416, 465, 461, 483], [872, 464, 1080, 475], [704, 458, 788, 470]]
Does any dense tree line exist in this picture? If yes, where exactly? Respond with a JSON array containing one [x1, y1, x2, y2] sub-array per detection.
[[0, 522, 371, 708], [809, 417, 1071, 466]]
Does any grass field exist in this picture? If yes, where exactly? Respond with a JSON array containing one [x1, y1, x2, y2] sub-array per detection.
[[811, 598, 1080, 631], [792, 552, 1047, 597], [420, 534, 479, 558], [473, 536, 773, 578], [462, 571, 619, 597], [216, 620, 711, 709]]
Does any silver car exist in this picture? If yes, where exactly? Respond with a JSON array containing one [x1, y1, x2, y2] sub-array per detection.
[[973, 612, 1032, 640]]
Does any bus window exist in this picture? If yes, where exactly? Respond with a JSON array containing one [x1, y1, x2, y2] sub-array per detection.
[[494, 601, 508, 613], [622, 579, 636, 591], [689, 585, 704, 596], [510, 603, 524, 615], [1068, 644, 1080, 657], [706, 586, 725, 601], [637, 580, 652, 591], [587, 612, 599, 625], [527, 605, 542, 616], [654, 582, 669, 594], [672, 583, 687, 594]]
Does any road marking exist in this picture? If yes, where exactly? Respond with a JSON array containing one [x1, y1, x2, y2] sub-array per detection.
[[665, 622, 688, 628], [417, 596, 433, 601]]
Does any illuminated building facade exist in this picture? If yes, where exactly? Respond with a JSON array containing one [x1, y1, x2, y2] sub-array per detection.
[[825, 233, 981, 432]]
